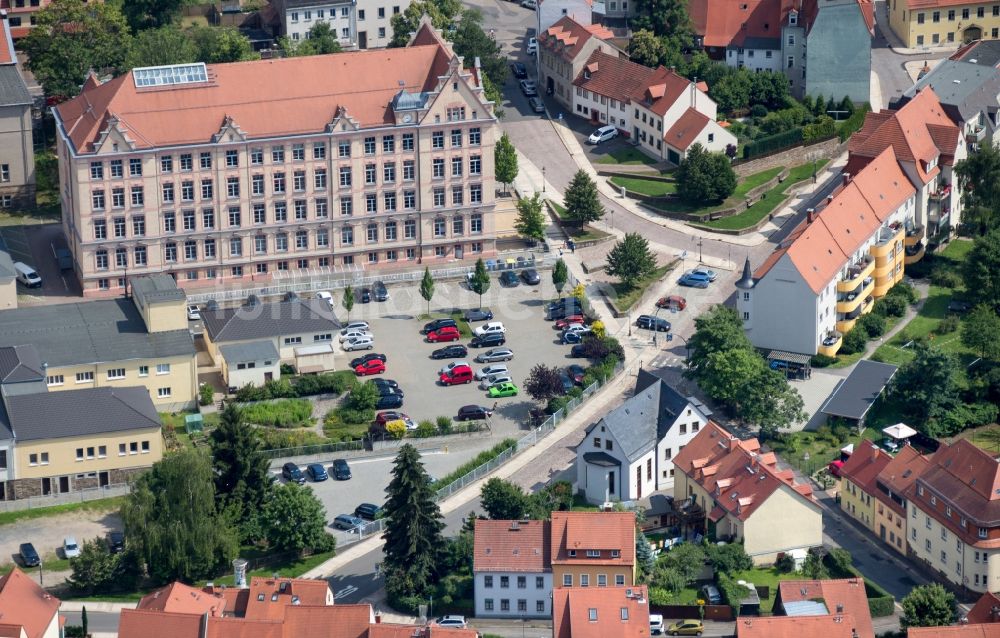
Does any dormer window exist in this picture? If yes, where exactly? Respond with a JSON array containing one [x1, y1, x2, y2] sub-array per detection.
[[568, 550, 577, 557], [789, 10, 798, 25], [584, 70, 591, 80], [586, 550, 600, 557]]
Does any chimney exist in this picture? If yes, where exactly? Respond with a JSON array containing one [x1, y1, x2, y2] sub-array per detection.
[[842, 173, 851, 186], [691, 77, 697, 108], [199, 612, 209, 638], [807, 208, 815, 223], [826, 195, 834, 204], [510, 520, 520, 531]]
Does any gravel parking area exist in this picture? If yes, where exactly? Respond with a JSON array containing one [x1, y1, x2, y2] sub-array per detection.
[[0, 509, 121, 572]]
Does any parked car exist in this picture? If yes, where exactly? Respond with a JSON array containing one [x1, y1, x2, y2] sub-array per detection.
[[499, 270, 520, 287], [528, 96, 546, 113], [665, 619, 703, 636], [650, 613, 664, 636], [187, 304, 201, 321], [566, 364, 586, 384], [521, 268, 541, 284], [333, 514, 365, 531], [456, 405, 492, 421], [439, 360, 471, 375], [331, 459, 352, 480], [355, 359, 386, 376], [431, 344, 468, 359], [554, 315, 585, 329], [526, 36, 538, 54], [948, 299, 972, 314], [563, 323, 590, 334], [306, 463, 329, 481], [690, 267, 718, 282], [19, 543, 39, 567], [343, 336, 375, 351], [341, 321, 370, 333], [63, 537, 81, 559], [547, 301, 584, 320], [570, 343, 589, 358], [375, 392, 403, 409], [435, 616, 468, 629], [465, 308, 494, 322], [354, 502, 383, 520], [474, 321, 506, 337], [440, 365, 474, 385], [479, 373, 513, 390], [375, 411, 416, 430], [359, 288, 372, 303], [546, 297, 582, 312], [371, 377, 400, 393], [587, 125, 618, 144], [519, 79, 538, 97], [108, 531, 125, 554], [475, 364, 509, 380], [562, 330, 589, 344], [510, 62, 527, 78], [340, 329, 373, 342], [282, 462, 306, 485], [350, 353, 387, 368], [655, 295, 687, 311], [470, 333, 506, 348], [427, 326, 461, 342], [700, 584, 722, 604], [488, 382, 519, 398], [315, 291, 334, 309], [423, 318, 458, 334], [636, 314, 671, 332], [557, 371, 574, 395], [373, 280, 389, 301], [375, 383, 402, 398], [678, 271, 712, 288], [13, 262, 41, 288], [520, 0, 537, 8], [475, 348, 514, 363]]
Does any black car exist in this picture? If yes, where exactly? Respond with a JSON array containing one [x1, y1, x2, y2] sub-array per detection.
[[108, 531, 125, 554], [372, 377, 400, 393], [548, 304, 584, 321], [375, 384, 403, 398], [373, 280, 389, 301], [332, 459, 352, 480], [422, 318, 458, 334], [19, 543, 39, 567], [306, 463, 328, 481], [355, 502, 383, 520], [376, 392, 404, 409], [464, 308, 494, 322], [359, 288, 372, 303], [636, 314, 671, 332], [570, 344, 589, 358], [557, 371, 574, 395], [457, 404, 493, 421], [432, 344, 468, 359], [499, 270, 520, 287], [470, 332, 506, 348], [567, 364, 586, 385], [546, 297, 582, 312], [350, 353, 387, 368], [521, 268, 541, 285], [510, 62, 528, 78], [282, 462, 306, 485]]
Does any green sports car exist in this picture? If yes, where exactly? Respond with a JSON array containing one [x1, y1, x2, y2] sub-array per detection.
[[487, 382, 519, 398]]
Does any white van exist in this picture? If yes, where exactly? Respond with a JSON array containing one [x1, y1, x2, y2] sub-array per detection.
[[13, 262, 41, 288], [587, 125, 618, 144]]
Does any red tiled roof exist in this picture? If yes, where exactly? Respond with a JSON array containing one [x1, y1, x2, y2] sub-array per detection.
[[0, 568, 61, 638], [909, 626, 1000, 637], [280, 605, 370, 638], [474, 519, 550, 573], [873, 445, 930, 514], [735, 614, 860, 638], [966, 591, 1000, 624], [857, 0, 875, 33], [572, 50, 660, 100], [690, 0, 794, 48], [664, 108, 711, 150], [243, 577, 331, 620], [0, 624, 23, 638], [839, 439, 892, 493], [777, 579, 873, 638], [206, 617, 282, 638], [369, 625, 477, 638], [550, 511, 636, 565], [538, 16, 615, 63], [0, 17, 15, 65], [118, 609, 203, 638], [56, 35, 457, 153], [910, 439, 1000, 534], [552, 586, 650, 638], [138, 581, 226, 617]]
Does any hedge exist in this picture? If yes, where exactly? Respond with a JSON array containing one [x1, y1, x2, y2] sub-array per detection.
[[838, 103, 872, 142], [743, 128, 803, 159], [868, 595, 895, 617], [434, 438, 519, 491]]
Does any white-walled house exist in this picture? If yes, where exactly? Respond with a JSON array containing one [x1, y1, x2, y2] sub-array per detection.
[[473, 519, 552, 618], [272, 0, 411, 49], [537, 0, 593, 35], [219, 341, 281, 391], [576, 370, 712, 505], [0, 568, 62, 638]]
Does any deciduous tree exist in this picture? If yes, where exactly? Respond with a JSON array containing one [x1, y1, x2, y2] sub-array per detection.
[[963, 304, 1000, 360], [419, 268, 435, 314], [67, 538, 140, 594], [283, 22, 343, 56], [495, 133, 519, 193], [470, 258, 491, 307], [676, 143, 737, 204], [563, 170, 604, 224], [348, 381, 380, 411], [262, 483, 335, 555], [126, 25, 198, 70], [122, 0, 191, 31], [552, 258, 568, 294], [189, 26, 255, 63], [660, 543, 706, 585], [481, 478, 532, 520], [514, 194, 547, 243], [955, 146, 1000, 236], [605, 233, 656, 290], [963, 228, 1000, 308], [342, 285, 355, 320], [902, 584, 957, 628], [891, 344, 962, 436], [525, 364, 565, 403], [628, 29, 666, 67]]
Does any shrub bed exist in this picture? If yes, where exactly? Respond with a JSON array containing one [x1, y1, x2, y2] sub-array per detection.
[[241, 399, 314, 428], [434, 438, 519, 490]]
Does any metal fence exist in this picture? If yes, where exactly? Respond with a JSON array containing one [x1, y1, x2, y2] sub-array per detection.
[[0, 483, 131, 513], [262, 439, 364, 460]]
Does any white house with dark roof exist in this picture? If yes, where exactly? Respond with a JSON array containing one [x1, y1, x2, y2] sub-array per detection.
[[219, 341, 281, 391], [473, 519, 552, 619], [575, 370, 712, 505]]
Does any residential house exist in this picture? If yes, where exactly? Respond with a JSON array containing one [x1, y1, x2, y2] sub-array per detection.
[[872, 444, 930, 555], [839, 439, 893, 531], [575, 369, 712, 504], [53, 20, 498, 298], [847, 87, 965, 242], [0, 13, 35, 211], [271, 0, 413, 50], [774, 578, 875, 638], [688, 0, 874, 102], [887, 0, 1000, 49], [537, 0, 593, 36], [201, 296, 338, 374], [0, 568, 61, 638], [0, 234, 15, 309], [736, 615, 868, 637], [737, 146, 917, 357], [219, 341, 281, 391], [964, 590, 1000, 624], [473, 519, 552, 618], [673, 422, 823, 565], [907, 439, 1000, 593], [136, 581, 228, 617], [140, 577, 333, 618], [951, 37, 1000, 66], [0, 0, 54, 39], [552, 585, 651, 638], [550, 511, 636, 588], [0, 274, 197, 410], [537, 16, 622, 111]]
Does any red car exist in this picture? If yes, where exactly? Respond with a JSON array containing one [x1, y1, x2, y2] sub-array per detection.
[[439, 365, 474, 385], [355, 359, 386, 376], [656, 295, 687, 311], [554, 315, 585, 330], [427, 326, 461, 342]]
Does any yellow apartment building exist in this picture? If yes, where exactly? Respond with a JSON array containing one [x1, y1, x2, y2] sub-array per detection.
[[888, 0, 1000, 48], [839, 440, 892, 532]]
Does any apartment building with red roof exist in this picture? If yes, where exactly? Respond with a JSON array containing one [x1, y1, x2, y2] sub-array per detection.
[[53, 19, 500, 298], [907, 439, 1000, 593], [550, 511, 637, 588], [774, 578, 875, 637], [736, 144, 918, 357], [0, 0, 62, 39], [839, 439, 893, 532], [552, 585, 651, 638], [473, 519, 552, 618], [871, 444, 931, 555], [0, 568, 61, 638], [672, 423, 822, 565], [909, 626, 1000, 637]]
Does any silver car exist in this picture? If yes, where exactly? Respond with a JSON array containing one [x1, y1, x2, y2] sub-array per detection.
[[475, 364, 509, 380], [339, 329, 373, 342], [475, 348, 514, 363], [480, 373, 513, 390], [343, 336, 374, 351]]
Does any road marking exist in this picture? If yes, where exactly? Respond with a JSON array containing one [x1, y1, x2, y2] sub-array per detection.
[[334, 585, 358, 600]]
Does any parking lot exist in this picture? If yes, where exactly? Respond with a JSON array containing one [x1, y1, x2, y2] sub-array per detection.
[[0, 223, 82, 302]]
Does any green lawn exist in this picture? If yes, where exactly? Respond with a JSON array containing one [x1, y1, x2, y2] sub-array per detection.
[[609, 263, 674, 312], [202, 549, 338, 586], [594, 147, 659, 165], [700, 161, 828, 231], [546, 201, 612, 243], [734, 166, 785, 198], [729, 567, 804, 613], [609, 175, 676, 197], [0, 496, 125, 527], [649, 166, 785, 220], [767, 427, 884, 477]]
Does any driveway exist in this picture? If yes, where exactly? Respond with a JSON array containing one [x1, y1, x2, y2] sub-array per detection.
[[0, 223, 83, 304]]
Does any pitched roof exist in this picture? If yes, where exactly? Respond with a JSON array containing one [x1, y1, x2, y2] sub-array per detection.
[[905, 60, 1000, 128], [118, 609, 203, 638], [0, 17, 15, 66], [690, 0, 793, 48], [0, 568, 61, 638], [0, 297, 194, 367], [734, 614, 860, 638], [672, 422, 817, 522], [664, 108, 711, 150], [56, 43, 458, 153], [131, 274, 187, 304], [538, 16, 615, 63], [220, 340, 280, 365], [369, 625, 478, 638], [138, 581, 227, 616], [873, 444, 930, 513], [119, 603, 376, 638], [951, 39, 1000, 67], [552, 586, 650, 638], [202, 298, 338, 344], [838, 439, 892, 492], [572, 50, 660, 101], [819, 360, 899, 421], [911, 439, 1000, 532], [550, 511, 636, 565], [966, 591, 1000, 624], [243, 577, 331, 620], [5, 385, 161, 441], [278, 605, 370, 638], [0, 345, 44, 384], [776, 578, 873, 638], [0, 18, 30, 109], [909, 626, 1000, 638], [473, 519, 550, 573]]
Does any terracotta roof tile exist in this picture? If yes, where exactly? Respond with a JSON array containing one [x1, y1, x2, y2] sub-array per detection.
[[279, 605, 371, 638], [690, 0, 794, 48], [777, 578, 873, 638], [206, 617, 282, 638], [0, 568, 61, 638], [538, 16, 614, 63], [573, 51, 660, 101], [966, 591, 1000, 624], [664, 108, 711, 150], [118, 609, 203, 638], [474, 519, 550, 572], [735, 614, 860, 638], [0, 624, 23, 638], [138, 581, 226, 617], [838, 439, 892, 492], [873, 445, 930, 513], [369, 626, 478, 638], [909, 626, 1000, 637], [550, 511, 636, 565], [552, 586, 650, 638], [0, 18, 15, 65], [244, 577, 332, 620], [910, 439, 1000, 528]]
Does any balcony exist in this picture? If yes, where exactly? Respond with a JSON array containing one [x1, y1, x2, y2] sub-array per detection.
[[817, 332, 843, 357], [905, 225, 925, 247], [869, 223, 904, 259], [837, 316, 858, 333], [860, 295, 875, 315], [929, 183, 951, 202], [904, 243, 926, 265], [836, 277, 874, 314], [837, 257, 875, 293], [966, 125, 986, 144]]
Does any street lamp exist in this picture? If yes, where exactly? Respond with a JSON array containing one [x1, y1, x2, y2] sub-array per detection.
[[542, 166, 546, 193], [803, 452, 811, 477], [693, 236, 703, 263]]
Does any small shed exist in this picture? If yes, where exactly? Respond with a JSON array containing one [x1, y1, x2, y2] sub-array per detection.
[[819, 360, 898, 428], [294, 343, 336, 374], [184, 413, 203, 434]]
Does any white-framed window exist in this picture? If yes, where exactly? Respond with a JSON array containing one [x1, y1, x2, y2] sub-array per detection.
[[562, 574, 572, 586], [158, 387, 172, 398], [156, 363, 171, 375], [107, 368, 126, 380], [46, 375, 64, 386], [76, 371, 94, 383]]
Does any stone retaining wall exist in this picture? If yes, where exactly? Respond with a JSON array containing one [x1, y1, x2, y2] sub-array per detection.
[[734, 136, 847, 177]]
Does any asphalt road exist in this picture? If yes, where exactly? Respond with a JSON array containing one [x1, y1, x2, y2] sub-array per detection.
[[62, 611, 120, 633], [870, 0, 951, 107]]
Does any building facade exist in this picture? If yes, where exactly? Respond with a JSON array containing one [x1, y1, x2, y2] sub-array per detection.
[[888, 0, 1000, 48], [538, 16, 622, 112], [872, 444, 929, 555], [53, 21, 499, 297], [272, 0, 412, 50], [0, 0, 52, 39], [0, 14, 35, 211], [838, 439, 892, 532], [473, 519, 552, 619], [552, 586, 652, 638], [550, 511, 636, 588]]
